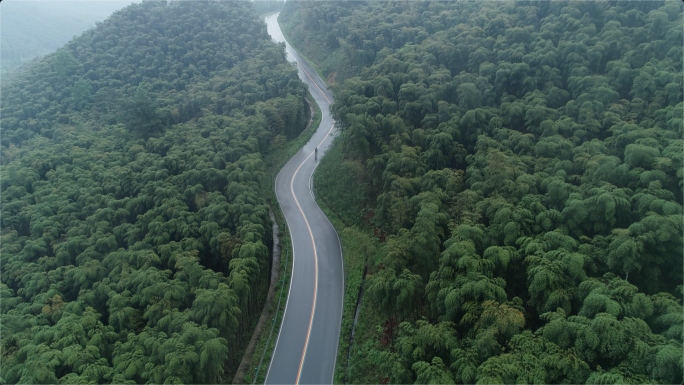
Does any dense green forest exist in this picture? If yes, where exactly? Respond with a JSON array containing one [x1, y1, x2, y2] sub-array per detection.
[[0, 0, 138, 76], [1, 1, 309, 383], [289, 0, 684, 383]]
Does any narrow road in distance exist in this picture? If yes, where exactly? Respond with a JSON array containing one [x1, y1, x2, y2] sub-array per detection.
[[263, 13, 343, 385]]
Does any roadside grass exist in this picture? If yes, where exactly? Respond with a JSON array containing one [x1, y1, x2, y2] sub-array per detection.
[[242, 91, 322, 384], [313, 201, 380, 384], [312, 138, 372, 227], [277, 11, 329, 85], [344, 291, 388, 384], [242, 236, 292, 385], [313, 137, 386, 384]]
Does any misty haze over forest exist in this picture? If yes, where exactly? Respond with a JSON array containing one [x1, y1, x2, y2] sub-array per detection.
[[1, 0, 139, 75]]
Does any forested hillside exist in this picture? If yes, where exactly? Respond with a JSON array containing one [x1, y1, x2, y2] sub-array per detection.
[[287, 1, 684, 383], [1, 1, 310, 383]]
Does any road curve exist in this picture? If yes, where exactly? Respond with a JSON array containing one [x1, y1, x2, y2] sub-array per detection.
[[263, 13, 343, 385]]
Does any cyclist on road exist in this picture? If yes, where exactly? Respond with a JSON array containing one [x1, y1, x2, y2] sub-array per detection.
[[315, 147, 318, 160]]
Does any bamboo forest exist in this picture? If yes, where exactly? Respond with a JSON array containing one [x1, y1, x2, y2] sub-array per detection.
[[1, 0, 683, 384], [1, 1, 307, 383]]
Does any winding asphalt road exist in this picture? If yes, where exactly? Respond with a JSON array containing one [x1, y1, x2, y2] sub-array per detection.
[[263, 13, 344, 385]]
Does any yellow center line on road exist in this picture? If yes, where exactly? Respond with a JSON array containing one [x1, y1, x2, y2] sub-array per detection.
[[291, 121, 336, 385], [285, 51, 332, 105]]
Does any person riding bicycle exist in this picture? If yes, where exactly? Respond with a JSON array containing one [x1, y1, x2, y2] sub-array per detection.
[[315, 147, 318, 160]]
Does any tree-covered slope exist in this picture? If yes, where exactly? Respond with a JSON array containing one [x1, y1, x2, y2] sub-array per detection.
[[291, 1, 684, 383], [1, 1, 310, 383]]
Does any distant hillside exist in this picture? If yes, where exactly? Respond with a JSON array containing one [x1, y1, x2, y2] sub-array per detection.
[[1, 0, 138, 75]]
